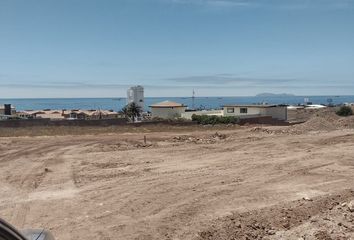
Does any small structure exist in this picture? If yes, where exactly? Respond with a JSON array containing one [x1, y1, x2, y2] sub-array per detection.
[[0, 104, 17, 120], [149, 101, 187, 119], [127, 85, 144, 111], [223, 104, 288, 121]]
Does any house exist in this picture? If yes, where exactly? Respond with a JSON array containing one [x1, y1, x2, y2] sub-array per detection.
[[223, 104, 288, 121], [181, 109, 223, 120], [64, 110, 122, 120], [149, 101, 187, 119], [19, 110, 66, 120], [18, 109, 123, 120]]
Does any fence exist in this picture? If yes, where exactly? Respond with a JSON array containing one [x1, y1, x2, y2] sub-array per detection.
[[0, 116, 293, 128]]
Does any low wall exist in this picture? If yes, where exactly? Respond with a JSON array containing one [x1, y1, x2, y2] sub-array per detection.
[[0, 116, 291, 128], [238, 116, 291, 126], [0, 118, 198, 128], [0, 118, 128, 128]]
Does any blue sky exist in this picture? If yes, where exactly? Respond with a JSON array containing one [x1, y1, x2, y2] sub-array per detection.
[[1, 0, 354, 98]]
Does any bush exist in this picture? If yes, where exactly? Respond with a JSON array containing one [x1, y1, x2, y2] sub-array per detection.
[[191, 114, 239, 125], [336, 106, 353, 117]]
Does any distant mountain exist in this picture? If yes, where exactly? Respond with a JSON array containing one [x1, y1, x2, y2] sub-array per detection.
[[256, 93, 295, 97]]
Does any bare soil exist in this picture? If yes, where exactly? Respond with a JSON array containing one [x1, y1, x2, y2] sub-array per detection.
[[1, 114, 354, 240]]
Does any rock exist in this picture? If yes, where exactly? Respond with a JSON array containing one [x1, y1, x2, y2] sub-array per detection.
[[267, 229, 276, 235], [348, 201, 354, 212], [283, 222, 290, 229]]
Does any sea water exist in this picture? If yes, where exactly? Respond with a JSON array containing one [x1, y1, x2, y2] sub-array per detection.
[[1, 96, 354, 111]]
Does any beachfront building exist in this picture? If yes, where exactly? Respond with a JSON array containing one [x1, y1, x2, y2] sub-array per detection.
[[223, 104, 288, 121], [0, 104, 17, 120], [63, 110, 122, 120], [181, 109, 223, 120], [149, 101, 288, 121], [127, 85, 144, 111], [18, 109, 123, 120], [0, 104, 16, 115], [150, 101, 187, 119]]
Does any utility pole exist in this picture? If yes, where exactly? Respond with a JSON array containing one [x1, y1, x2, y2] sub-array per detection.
[[192, 89, 195, 110]]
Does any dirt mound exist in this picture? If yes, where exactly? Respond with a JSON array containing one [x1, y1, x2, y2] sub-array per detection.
[[251, 111, 354, 135], [337, 116, 354, 128], [290, 112, 354, 134], [196, 190, 354, 240], [289, 116, 339, 133], [86, 141, 155, 152]]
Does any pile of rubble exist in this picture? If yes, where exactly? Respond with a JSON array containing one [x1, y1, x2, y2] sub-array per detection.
[[171, 132, 227, 144], [249, 127, 302, 135]]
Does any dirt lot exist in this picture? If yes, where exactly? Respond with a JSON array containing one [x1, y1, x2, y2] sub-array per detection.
[[1, 113, 354, 239]]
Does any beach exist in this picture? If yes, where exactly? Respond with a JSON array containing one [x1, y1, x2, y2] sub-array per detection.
[[1, 109, 354, 239]]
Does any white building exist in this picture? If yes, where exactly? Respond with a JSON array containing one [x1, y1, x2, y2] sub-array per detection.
[[0, 104, 17, 120], [149, 101, 187, 119], [181, 109, 223, 120], [127, 85, 144, 111], [223, 104, 288, 121]]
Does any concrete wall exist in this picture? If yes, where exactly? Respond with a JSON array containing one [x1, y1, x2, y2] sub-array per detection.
[[238, 116, 292, 126], [263, 106, 288, 121], [0, 118, 198, 128], [0, 118, 127, 128], [151, 107, 186, 119], [181, 110, 223, 120], [0, 109, 16, 115]]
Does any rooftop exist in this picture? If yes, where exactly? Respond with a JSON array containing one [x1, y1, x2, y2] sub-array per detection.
[[223, 104, 287, 108], [149, 101, 186, 108], [0, 105, 16, 110]]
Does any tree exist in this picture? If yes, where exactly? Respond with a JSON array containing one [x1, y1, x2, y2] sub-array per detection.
[[122, 102, 142, 121], [336, 106, 353, 117]]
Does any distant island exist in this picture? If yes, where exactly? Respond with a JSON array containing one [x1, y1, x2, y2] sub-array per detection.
[[256, 93, 296, 97]]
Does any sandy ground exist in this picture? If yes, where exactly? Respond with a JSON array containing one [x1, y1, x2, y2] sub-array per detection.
[[1, 116, 354, 239]]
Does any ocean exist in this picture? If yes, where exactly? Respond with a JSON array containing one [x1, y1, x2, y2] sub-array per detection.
[[1, 96, 354, 111]]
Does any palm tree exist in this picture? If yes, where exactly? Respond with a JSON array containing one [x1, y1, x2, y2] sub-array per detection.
[[122, 102, 142, 122]]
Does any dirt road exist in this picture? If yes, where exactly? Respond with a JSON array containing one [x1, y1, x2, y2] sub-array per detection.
[[0, 124, 354, 239]]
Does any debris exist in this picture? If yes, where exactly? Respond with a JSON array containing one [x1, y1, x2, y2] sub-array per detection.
[[171, 133, 227, 144], [348, 200, 354, 212]]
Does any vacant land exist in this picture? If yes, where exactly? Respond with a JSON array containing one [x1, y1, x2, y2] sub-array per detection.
[[1, 111, 354, 240]]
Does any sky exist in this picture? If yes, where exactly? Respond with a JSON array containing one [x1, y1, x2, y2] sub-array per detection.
[[1, 0, 354, 98]]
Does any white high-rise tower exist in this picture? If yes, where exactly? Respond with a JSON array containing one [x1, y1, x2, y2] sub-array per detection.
[[127, 85, 144, 111]]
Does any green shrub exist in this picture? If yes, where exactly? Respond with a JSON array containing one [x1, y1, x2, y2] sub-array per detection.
[[191, 114, 239, 125], [336, 106, 353, 117]]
